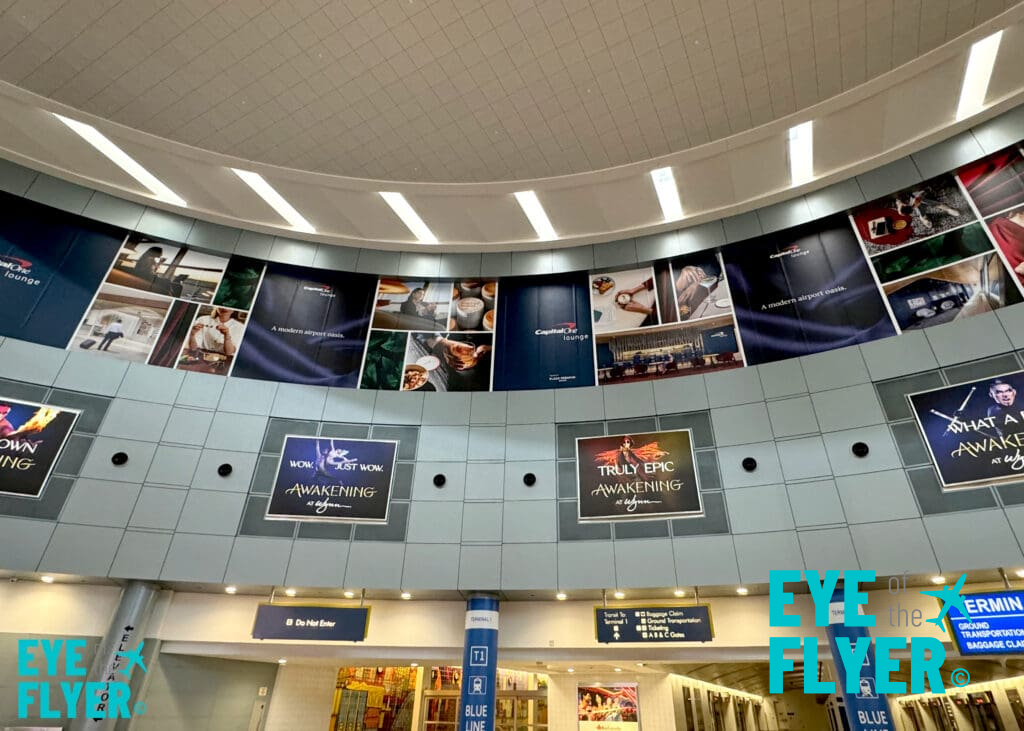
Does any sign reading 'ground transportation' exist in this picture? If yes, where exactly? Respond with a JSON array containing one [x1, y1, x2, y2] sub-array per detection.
[[946, 590, 1024, 656], [576, 430, 703, 522], [595, 606, 713, 643], [267, 436, 398, 523], [251, 604, 369, 641], [908, 370, 1024, 490]]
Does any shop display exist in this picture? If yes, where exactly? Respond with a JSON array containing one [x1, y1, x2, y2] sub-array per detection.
[[0, 142, 1023, 392], [578, 684, 638, 731]]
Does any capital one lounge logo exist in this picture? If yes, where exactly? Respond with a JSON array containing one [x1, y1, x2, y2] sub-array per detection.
[[17, 632, 149, 721], [534, 321, 589, 342], [0, 254, 41, 286]]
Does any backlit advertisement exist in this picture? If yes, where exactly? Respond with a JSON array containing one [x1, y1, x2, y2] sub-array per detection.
[[575, 430, 702, 522], [945, 590, 1024, 655], [908, 370, 1024, 489], [577, 684, 638, 731], [267, 436, 398, 523], [0, 397, 79, 498]]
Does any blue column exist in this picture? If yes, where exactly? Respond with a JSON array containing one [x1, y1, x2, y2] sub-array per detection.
[[826, 591, 896, 731], [458, 594, 500, 731]]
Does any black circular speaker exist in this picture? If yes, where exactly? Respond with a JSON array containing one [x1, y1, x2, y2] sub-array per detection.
[[741, 457, 757, 472], [217, 463, 233, 477], [111, 452, 129, 466], [523, 473, 537, 487], [433, 474, 446, 488], [852, 442, 870, 458]]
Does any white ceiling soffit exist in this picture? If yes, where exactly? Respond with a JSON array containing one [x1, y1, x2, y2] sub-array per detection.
[[0, 7, 1023, 253]]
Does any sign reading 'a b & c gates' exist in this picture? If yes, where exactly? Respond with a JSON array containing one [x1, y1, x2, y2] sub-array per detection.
[[575, 430, 702, 522], [252, 604, 369, 641], [0, 396, 79, 499], [908, 370, 1024, 489], [267, 436, 398, 523], [595, 605, 713, 643]]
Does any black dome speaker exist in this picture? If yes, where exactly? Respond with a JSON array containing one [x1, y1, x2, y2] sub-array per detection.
[[852, 442, 870, 458], [433, 474, 446, 487], [741, 457, 757, 472], [523, 473, 537, 487], [111, 452, 129, 466], [218, 463, 233, 477]]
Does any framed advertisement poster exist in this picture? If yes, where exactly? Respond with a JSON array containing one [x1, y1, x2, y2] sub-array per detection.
[[578, 684, 638, 731], [267, 436, 399, 522], [0, 397, 80, 498], [575, 429, 703, 522], [908, 370, 1024, 489]]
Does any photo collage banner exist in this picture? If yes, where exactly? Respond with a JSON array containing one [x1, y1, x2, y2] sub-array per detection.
[[3, 141, 1024, 392]]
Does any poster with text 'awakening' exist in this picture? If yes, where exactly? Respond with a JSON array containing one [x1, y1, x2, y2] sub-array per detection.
[[231, 262, 377, 387], [575, 430, 702, 522], [267, 436, 398, 522], [0, 397, 79, 498], [909, 370, 1024, 490]]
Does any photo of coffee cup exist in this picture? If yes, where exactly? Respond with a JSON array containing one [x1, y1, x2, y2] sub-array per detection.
[[482, 281, 497, 309], [459, 281, 482, 298], [402, 364, 429, 391], [483, 309, 495, 330], [456, 297, 485, 330]]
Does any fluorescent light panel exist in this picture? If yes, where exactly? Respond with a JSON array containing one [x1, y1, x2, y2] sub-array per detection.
[[649, 167, 683, 221], [379, 192, 438, 244], [788, 121, 814, 186], [53, 113, 186, 207], [514, 190, 557, 240], [956, 30, 1003, 121], [231, 168, 315, 233]]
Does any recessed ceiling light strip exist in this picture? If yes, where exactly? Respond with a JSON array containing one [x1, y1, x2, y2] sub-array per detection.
[[788, 121, 814, 186], [649, 167, 683, 222], [956, 30, 1003, 121], [514, 190, 557, 240], [53, 113, 186, 207], [379, 191, 438, 244], [231, 168, 316, 233]]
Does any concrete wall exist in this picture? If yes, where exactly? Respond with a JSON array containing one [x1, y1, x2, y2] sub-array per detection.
[[262, 664, 337, 731]]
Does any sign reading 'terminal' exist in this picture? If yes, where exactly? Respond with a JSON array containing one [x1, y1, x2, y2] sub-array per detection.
[[946, 590, 1024, 656], [595, 605, 713, 643], [267, 436, 398, 523], [252, 604, 370, 641], [576, 429, 703, 522], [908, 370, 1024, 490]]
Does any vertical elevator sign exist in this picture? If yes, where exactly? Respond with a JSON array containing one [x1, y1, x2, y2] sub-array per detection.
[[458, 595, 499, 731]]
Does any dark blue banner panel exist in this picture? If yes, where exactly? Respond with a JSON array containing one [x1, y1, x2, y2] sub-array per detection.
[[252, 604, 369, 641], [0, 192, 124, 347], [492, 272, 595, 391], [827, 593, 896, 731], [231, 262, 377, 387], [723, 216, 896, 365], [595, 606, 713, 643]]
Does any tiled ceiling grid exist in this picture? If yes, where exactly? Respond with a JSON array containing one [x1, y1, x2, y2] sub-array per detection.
[[0, 0, 1015, 183]]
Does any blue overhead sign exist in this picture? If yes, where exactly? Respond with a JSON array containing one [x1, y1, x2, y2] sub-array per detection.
[[595, 606, 713, 643], [252, 604, 369, 641], [947, 590, 1024, 655]]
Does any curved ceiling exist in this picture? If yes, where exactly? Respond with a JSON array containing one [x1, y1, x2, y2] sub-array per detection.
[[0, 0, 1016, 183]]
